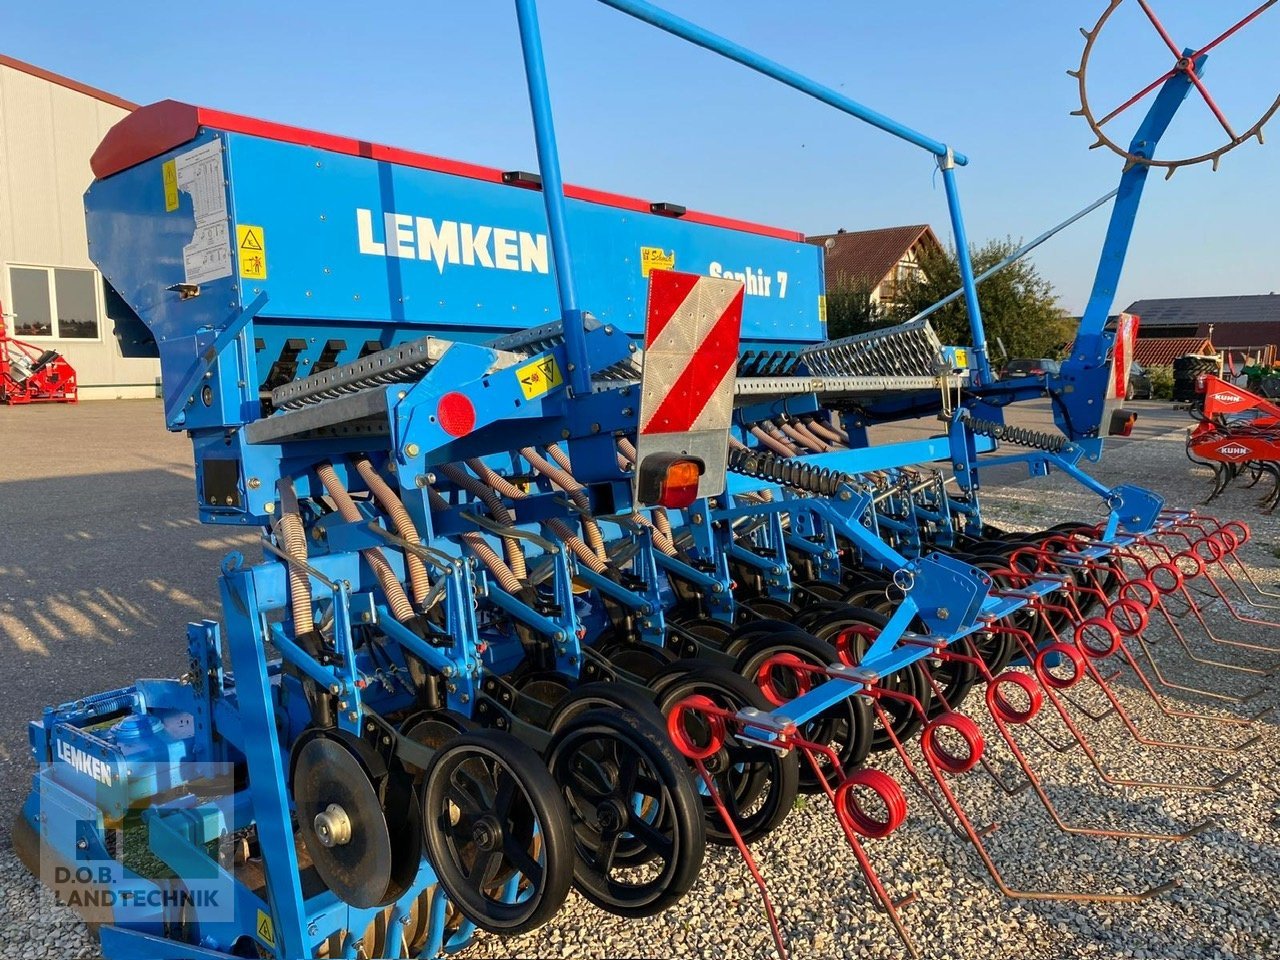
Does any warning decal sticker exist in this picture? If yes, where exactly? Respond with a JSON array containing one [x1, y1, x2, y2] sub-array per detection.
[[163, 159, 179, 212], [256, 909, 275, 948], [237, 224, 267, 281], [634, 270, 744, 499], [516, 354, 564, 400]]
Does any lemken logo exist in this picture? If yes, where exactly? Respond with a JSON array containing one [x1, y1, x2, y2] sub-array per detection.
[[56, 740, 113, 786], [1219, 443, 1250, 458], [1211, 392, 1244, 404], [356, 209, 549, 275]]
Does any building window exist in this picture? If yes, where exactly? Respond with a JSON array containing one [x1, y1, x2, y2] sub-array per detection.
[[6, 265, 102, 340]]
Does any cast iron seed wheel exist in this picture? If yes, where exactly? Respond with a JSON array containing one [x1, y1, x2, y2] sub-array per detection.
[[420, 730, 574, 935], [795, 578, 847, 602], [597, 640, 680, 682], [545, 707, 706, 918], [547, 680, 669, 736], [843, 580, 893, 609], [673, 616, 735, 649], [742, 596, 801, 621], [723, 617, 816, 655]]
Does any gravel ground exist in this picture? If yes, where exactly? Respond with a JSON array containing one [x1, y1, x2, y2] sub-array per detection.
[[1, 403, 1277, 959]]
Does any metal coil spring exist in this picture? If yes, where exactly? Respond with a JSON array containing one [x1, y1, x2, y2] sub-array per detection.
[[962, 414, 1067, 453], [727, 447, 851, 496], [279, 358, 437, 409]]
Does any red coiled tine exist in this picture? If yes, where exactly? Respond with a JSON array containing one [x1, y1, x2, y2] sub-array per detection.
[[667, 696, 789, 960]]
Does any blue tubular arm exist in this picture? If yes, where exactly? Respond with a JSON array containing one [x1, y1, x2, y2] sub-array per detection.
[[1056, 53, 1204, 443], [589, 0, 998, 385], [1074, 53, 1204, 356], [594, 0, 966, 163], [937, 157, 992, 385], [1075, 53, 1203, 353], [514, 0, 982, 397], [513, 0, 592, 397]]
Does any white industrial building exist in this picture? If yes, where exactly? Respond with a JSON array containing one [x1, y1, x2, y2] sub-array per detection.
[[0, 55, 160, 399]]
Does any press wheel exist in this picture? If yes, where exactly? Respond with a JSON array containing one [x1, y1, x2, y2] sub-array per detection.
[[420, 730, 574, 935], [598, 640, 680, 682], [546, 680, 668, 734], [545, 707, 706, 918]]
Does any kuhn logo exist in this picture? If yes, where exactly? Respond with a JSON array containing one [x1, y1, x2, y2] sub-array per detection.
[[1219, 443, 1250, 458], [56, 740, 113, 786], [1211, 392, 1244, 404], [356, 209, 549, 275]]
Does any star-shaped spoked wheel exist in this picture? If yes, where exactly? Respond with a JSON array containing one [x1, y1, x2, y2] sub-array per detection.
[[1073, 0, 1280, 175]]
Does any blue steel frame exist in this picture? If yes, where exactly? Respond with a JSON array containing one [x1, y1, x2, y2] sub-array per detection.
[[21, 6, 1214, 960]]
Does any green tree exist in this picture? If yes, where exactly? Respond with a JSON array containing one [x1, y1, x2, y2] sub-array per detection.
[[886, 237, 1076, 362], [824, 275, 885, 340]]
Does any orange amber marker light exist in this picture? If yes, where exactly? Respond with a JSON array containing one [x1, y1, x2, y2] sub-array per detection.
[[660, 459, 703, 508], [637, 452, 706, 508]]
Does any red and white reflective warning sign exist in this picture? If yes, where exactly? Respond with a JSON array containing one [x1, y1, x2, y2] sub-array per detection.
[[634, 269, 745, 501], [1109, 312, 1139, 401]]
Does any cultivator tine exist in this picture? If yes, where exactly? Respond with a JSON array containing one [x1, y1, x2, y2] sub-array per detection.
[[1183, 517, 1280, 613], [1147, 523, 1280, 630], [1000, 625, 1229, 794], [1049, 545, 1259, 702], [668, 694, 920, 959], [770, 651, 1186, 902], [1021, 545, 1267, 734], [880, 683, 1181, 902], [918, 662, 1033, 799], [941, 639, 1213, 842], [1135, 534, 1280, 656]]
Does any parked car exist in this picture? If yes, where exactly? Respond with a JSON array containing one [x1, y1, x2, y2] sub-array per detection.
[[1127, 361, 1152, 400], [1000, 358, 1061, 379]]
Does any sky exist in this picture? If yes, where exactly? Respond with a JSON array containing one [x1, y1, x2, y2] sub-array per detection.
[[5, 1, 1278, 314]]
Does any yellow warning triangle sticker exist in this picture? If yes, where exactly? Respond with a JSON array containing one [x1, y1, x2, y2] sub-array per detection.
[[256, 908, 275, 947], [240, 229, 264, 251]]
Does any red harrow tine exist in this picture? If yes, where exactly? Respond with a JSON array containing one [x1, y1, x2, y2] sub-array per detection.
[[792, 737, 919, 957], [1000, 623, 1230, 795], [1091, 541, 1273, 697], [764, 656, 1181, 903], [1198, 517, 1280, 603], [1172, 516, 1280, 610], [879, 684, 1180, 903], [668, 697, 789, 960], [1030, 588, 1245, 757], [921, 638, 1212, 842], [1068, 533, 1273, 678], [990, 574, 1233, 765], [1137, 531, 1280, 657], [1018, 544, 1266, 732], [1106, 561, 1268, 706], [668, 694, 920, 960]]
